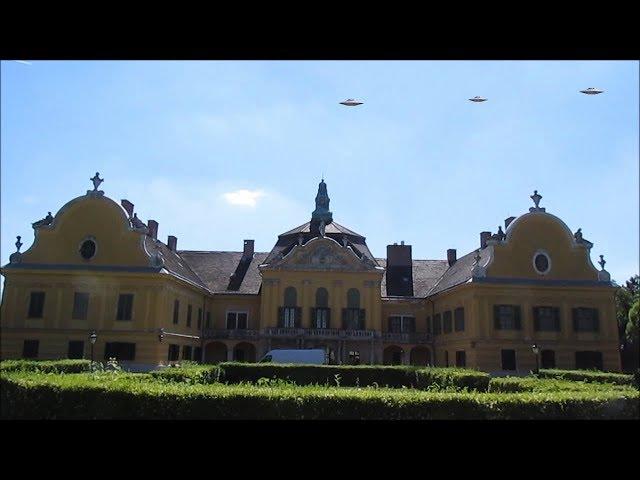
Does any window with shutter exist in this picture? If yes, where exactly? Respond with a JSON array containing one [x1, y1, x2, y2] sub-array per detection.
[[573, 308, 599, 332], [278, 307, 285, 327], [314, 307, 330, 329], [72, 292, 90, 320], [541, 350, 556, 369], [187, 305, 192, 327], [454, 308, 465, 332], [534, 306, 560, 331], [22, 340, 39, 358], [168, 344, 180, 362], [182, 345, 192, 360], [237, 312, 248, 329], [227, 311, 249, 329], [501, 349, 516, 370], [197, 308, 202, 329], [389, 316, 401, 333], [443, 311, 452, 333], [433, 314, 442, 335], [575, 351, 603, 370], [116, 294, 134, 321], [295, 307, 302, 327], [28, 292, 46, 318], [105, 342, 136, 361], [494, 305, 521, 330], [173, 300, 180, 324], [68, 340, 84, 359]]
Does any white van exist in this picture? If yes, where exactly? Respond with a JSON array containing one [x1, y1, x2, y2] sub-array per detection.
[[259, 349, 328, 365]]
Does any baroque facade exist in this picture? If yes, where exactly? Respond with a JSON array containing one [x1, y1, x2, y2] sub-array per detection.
[[0, 175, 621, 373]]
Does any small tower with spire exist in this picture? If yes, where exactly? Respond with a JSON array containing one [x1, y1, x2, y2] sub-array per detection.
[[310, 179, 333, 235]]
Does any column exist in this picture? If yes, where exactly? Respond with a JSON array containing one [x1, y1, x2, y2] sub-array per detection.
[[227, 343, 234, 361]]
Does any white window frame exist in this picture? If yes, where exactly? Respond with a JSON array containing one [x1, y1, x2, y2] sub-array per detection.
[[226, 310, 249, 329], [314, 307, 330, 329], [389, 314, 416, 333], [283, 307, 296, 328]]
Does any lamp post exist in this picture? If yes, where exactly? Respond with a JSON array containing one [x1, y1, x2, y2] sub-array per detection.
[[531, 343, 540, 375], [89, 330, 97, 370]]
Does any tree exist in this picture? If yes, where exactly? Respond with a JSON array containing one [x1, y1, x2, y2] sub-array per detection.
[[626, 298, 639, 344], [616, 275, 639, 372]]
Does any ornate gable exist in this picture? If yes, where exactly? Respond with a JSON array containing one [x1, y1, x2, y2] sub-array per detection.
[[261, 237, 381, 272]]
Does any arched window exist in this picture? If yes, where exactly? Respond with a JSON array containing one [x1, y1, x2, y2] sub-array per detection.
[[284, 287, 297, 307], [316, 288, 329, 307], [347, 288, 360, 308]]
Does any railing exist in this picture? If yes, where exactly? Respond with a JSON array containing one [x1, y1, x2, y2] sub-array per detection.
[[381, 332, 432, 344], [203, 329, 260, 340], [203, 328, 432, 343], [264, 327, 376, 340]]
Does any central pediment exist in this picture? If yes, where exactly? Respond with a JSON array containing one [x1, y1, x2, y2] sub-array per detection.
[[260, 237, 382, 272]]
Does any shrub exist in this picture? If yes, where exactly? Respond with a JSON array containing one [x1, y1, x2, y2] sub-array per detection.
[[1, 371, 638, 420], [0, 359, 92, 374], [538, 369, 634, 386], [213, 363, 491, 391], [150, 365, 218, 384], [488, 376, 637, 394]]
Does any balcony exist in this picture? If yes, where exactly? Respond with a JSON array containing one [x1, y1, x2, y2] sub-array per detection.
[[381, 332, 432, 344], [202, 328, 430, 343], [264, 327, 376, 340], [203, 329, 260, 340]]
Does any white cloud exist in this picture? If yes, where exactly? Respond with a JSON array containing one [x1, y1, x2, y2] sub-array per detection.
[[222, 189, 265, 207]]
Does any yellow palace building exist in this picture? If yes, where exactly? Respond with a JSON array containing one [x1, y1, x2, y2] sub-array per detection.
[[0, 173, 622, 373]]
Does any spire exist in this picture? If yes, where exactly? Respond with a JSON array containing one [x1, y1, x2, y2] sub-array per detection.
[[311, 178, 333, 233]]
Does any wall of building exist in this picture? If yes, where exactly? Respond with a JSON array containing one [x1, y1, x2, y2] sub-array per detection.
[[259, 270, 383, 330]]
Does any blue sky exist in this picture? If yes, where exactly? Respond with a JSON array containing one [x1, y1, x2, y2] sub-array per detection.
[[1, 60, 638, 289]]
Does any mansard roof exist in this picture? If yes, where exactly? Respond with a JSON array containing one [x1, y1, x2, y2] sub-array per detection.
[[376, 258, 449, 298], [142, 236, 209, 291], [426, 248, 491, 296], [178, 250, 269, 294], [279, 221, 363, 238]]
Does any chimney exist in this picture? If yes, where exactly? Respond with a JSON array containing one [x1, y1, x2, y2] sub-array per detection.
[[121, 199, 134, 218], [167, 235, 177, 252], [505, 216, 516, 230], [148, 220, 158, 240], [386, 242, 413, 296], [447, 249, 457, 267], [480, 231, 491, 249], [243, 239, 255, 259]]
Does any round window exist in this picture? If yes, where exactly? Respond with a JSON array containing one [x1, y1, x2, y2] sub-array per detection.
[[79, 239, 96, 260], [533, 251, 551, 274]]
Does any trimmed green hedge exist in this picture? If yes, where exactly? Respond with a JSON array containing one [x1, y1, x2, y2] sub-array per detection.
[[538, 369, 634, 386], [0, 359, 92, 374], [151, 365, 218, 384], [488, 376, 637, 394], [2, 371, 638, 420], [152, 363, 491, 391]]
